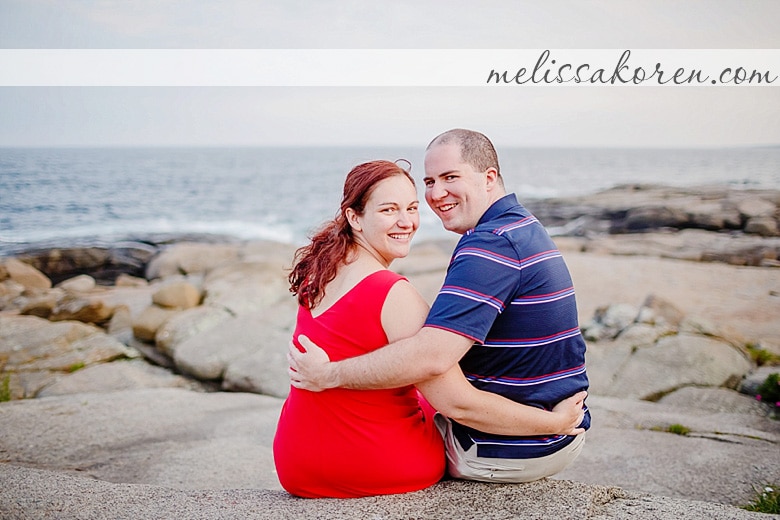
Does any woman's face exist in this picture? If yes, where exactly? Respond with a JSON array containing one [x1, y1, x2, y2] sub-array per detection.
[[349, 175, 420, 267]]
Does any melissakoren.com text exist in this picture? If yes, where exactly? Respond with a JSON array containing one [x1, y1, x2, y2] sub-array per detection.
[[487, 50, 778, 86]]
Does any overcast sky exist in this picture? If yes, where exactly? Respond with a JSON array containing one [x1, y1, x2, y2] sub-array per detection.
[[1, 0, 779, 148]]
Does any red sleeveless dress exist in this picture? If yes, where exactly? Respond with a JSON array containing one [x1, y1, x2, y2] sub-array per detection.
[[273, 270, 445, 498]]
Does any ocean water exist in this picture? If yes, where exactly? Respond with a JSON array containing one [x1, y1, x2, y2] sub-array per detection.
[[1, 146, 779, 256]]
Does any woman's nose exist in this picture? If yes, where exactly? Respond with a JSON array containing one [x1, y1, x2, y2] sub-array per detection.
[[397, 211, 413, 228]]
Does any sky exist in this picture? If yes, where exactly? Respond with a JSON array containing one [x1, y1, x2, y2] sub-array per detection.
[[0, 0, 779, 148]]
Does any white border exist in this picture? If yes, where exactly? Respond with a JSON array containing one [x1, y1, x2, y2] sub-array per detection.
[[0, 49, 777, 86]]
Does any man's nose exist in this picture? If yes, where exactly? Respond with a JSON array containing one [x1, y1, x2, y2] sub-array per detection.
[[427, 182, 447, 200]]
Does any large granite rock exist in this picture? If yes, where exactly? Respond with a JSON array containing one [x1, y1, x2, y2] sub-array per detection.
[[132, 304, 183, 342], [528, 184, 779, 236], [2, 257, 52, 290], [563, 228, 780, 267], [152, 280, 202, 309], [221, 335, 291, 398], [36, 358, 203, 397], [132, 250, 297, 394], [1, 464, 769, 520], [658, 386, 772, 416], [588, 333, 753, 400], [0, 388, 282, 490], [0, 315, 139, 399], [173, 314, 279, 381], [146, 243, 241, 279], [0, 388, 775, 518], [582, 295, 755, 400], [153, 305, 235, 357], [201, 260, 290, 315], [48, 294, 115, 325], [526, 184, 780, 267], [55, 273, 97, 293], [556, 394, 780, 507], [11, 242, 158, 285]]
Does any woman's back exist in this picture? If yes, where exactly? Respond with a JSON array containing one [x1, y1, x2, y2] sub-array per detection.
[[273, 270, 445, 498]]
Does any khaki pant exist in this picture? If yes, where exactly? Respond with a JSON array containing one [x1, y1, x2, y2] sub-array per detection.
[[434, 414, 585, 483]]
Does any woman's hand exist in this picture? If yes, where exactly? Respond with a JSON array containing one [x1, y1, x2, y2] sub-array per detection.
[[550, 390, 588, 436]]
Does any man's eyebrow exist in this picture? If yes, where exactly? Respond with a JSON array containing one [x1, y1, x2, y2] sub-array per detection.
[[424, 169, 458, 180]]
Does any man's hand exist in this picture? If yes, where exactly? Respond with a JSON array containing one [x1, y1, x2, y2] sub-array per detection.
[[287, 335, 337, 392], [550, 390, 588, 436]]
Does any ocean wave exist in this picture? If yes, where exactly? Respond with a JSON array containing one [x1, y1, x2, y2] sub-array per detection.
[[0, 218, 299, 255]]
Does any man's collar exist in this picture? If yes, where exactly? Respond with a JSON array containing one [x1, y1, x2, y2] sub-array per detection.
[[475, 193, 518, 228]]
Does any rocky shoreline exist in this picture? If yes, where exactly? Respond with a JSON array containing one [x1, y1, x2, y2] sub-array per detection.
[[525, 183, 780, 267], [1, 184, 779, 518]]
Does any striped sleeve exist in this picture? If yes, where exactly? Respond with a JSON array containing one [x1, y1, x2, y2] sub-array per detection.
[[424, 232, 519, 342]]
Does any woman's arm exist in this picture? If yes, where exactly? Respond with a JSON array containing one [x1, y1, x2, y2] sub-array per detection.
[[382, 280, 585, 437]]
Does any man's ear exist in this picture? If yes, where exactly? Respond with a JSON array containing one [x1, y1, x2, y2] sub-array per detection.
[[345, 207, 362, 232], [485, 167, 500, 191]]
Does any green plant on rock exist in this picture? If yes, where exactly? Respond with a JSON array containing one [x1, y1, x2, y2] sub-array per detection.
[[742, 483, 780, 514], [746, 344, 780, 366], [756, 372, 780, 409], [666, 423, 691, 436], [650, 423, 691, 436], [67, 362, 86, 373], [0, 374, 11, 402]]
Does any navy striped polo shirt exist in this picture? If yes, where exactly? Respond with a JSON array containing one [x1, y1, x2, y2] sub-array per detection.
[[425, 194, 590, 459]]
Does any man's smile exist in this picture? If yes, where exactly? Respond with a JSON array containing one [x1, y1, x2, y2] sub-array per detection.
[[437, 203, 459, 213]]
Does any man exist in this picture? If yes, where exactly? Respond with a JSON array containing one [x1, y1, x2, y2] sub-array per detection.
[[289, 129, 590, 482]]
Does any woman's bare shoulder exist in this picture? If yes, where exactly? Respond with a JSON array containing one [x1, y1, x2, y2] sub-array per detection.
[[381, 278, 429, 343]]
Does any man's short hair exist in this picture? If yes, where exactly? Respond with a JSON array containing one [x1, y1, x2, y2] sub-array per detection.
[[427, 128, 501, 176]]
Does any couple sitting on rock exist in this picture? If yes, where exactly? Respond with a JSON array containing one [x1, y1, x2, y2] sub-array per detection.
[[274, 129, 590, 498]]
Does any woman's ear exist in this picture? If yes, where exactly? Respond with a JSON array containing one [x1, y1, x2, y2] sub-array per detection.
[[345, 208, 362, 232]]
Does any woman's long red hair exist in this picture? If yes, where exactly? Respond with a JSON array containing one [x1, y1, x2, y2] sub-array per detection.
[[288, 160, 415, 308]]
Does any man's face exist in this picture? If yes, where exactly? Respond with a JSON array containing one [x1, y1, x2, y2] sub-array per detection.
[[423, 143, 493, 234]]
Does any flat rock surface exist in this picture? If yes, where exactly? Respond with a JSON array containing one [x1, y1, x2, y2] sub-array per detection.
[[1, 464, 770, 520], [555, 239, 780, 345], [555, 395, 780, 506], [1, 388, 777, 518]]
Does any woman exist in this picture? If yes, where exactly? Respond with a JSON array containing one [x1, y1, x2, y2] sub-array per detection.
[[273, 160, 584, 498]]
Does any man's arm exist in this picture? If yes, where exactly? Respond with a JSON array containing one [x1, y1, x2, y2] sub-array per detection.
[[289, 319, 473, 392], [288, 278, 473, 392], [416, 366, 586, 436], [289, 333, 586, 436]]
